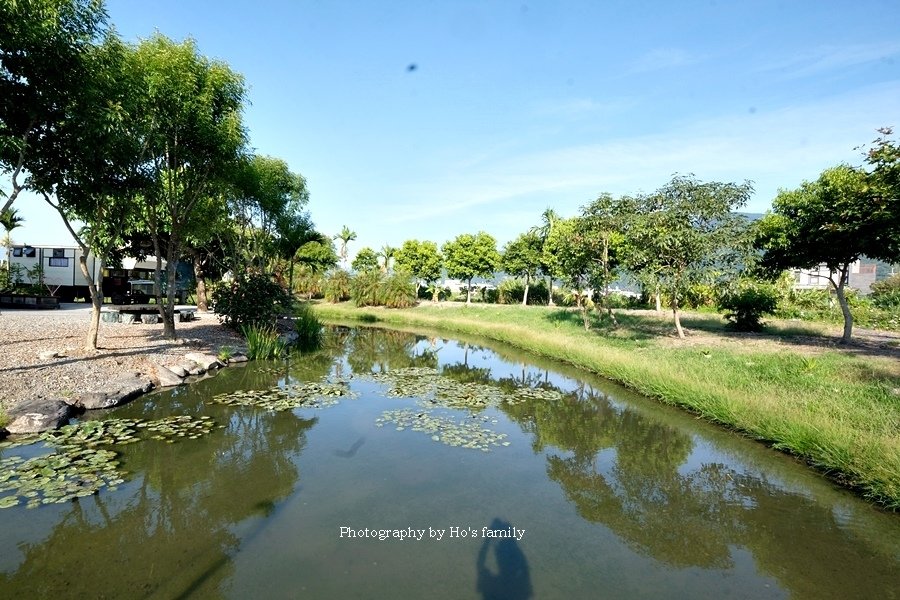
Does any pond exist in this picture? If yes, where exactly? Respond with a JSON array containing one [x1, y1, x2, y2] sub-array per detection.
[[1, 326, 898, 599]]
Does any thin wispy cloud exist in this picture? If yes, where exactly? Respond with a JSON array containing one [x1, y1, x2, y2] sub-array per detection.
[[629, 47, 699, 73], [387, 80, 900, 229], [757, 41, 900, 79]]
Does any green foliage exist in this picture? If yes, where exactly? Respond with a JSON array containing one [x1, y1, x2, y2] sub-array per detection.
[[240, 323, 287, 360], [350, 269, 382, 307], [377, 272, 417, 308], [502, 231, 543, 285], [718, 280, 779, 331], [216, 346, 233, 362], [395, 239, 443, 286], [323, 269, 352, 303], [870, 273, 900, 309], [212, 272, 292, 329], [349, 270, 417, 308], [497, 278, 550, 305], [352, 247, 379, 272], [293, 303, 323, 351], [442, 231, 500, 303]]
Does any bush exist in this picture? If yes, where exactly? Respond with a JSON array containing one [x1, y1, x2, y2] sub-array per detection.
[[497, 278, 550, 305], [240, 323, 288, 359], [351, 270, 382, 307], [323, 270, 352, 303], [377, 272, 417, 308], [871, 274, 900, 310], [718, 281, 778, 331], [293, 303, 324, 351], [213, 272, 292, 330]]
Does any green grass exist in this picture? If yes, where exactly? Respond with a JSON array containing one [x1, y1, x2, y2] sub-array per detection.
[[240, 323, 288, 360], [312, 301, 900, 510]]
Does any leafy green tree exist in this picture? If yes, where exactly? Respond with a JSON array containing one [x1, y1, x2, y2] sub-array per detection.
[[545, 218, 595, 329], [757, 165, 887, 342], [626, 175, 754, 338], [580, 193, 627, 324], [131, 34, 248, 339], [531, 207, 561, 305], [0, 0, 107, 214], [442, 231, 500, 305], [293, 233, 338, 285], [501, 231, 543, 305], [352, 246, 379, 272], [334, 225, 357, 269], [395, 239, 443, 300], [0, 207, 23, 286]]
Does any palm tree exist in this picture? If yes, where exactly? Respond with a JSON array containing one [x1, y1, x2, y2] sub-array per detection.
[[378, 244, 396, 274], [531, 207, 560, 306], [333, 225, 357, 269], [1, 207, 24, 287]]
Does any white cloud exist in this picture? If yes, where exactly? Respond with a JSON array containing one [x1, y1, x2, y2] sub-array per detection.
[[757, 41, 900, 79], [387, 79, 900, 226]]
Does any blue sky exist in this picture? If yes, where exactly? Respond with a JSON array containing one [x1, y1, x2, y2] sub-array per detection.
[[8, 0, 900, 259]]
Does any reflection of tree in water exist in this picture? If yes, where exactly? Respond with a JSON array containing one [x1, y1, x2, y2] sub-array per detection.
[[502, 382, 900, 597], [476, 518, 533, 600], [346, 328, 436, 375], [0, 403, 316, 598]]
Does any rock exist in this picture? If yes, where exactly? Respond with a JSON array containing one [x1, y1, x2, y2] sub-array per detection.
[[183, 362, 205, 376], [38, 350, 59, 360], [120, 313, 136, 324], [5, 398, 74, 433], [153, 365, 184, 388], [228, 353, 248, 363], [74, 373, 153, 410], [185, 352, 223, 371], [141, 314, 159, 324], [168, 364, 188, 378]]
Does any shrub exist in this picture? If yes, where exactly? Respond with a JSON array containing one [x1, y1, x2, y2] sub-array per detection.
[[871, 274, 900, 310], [351, 270, 382, 307], [497, 278, 549, 305], [293, 303, 324, 351], [377, 272, 417, 308], [240, 323, 288, 360], [718, 281, 778, 331], [323, 269, 352, 303], [213, 272, 292, 330]]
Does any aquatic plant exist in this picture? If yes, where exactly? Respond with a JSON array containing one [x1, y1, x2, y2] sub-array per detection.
[[241, 323, 288, 360], [209, 380, 357, 411], [293, 303, 324, 351]]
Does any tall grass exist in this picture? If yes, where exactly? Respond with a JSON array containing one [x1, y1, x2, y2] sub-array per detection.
[[312, 301, 900, 509], [294, 303, 324, 351], [240, 323, 288, 360]]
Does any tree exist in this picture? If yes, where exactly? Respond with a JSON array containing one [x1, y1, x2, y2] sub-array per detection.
[[0, 207, 23, 285], [626, 175, 753, 338], [580, 193, 627, 324], [131, 34, 248, 339], [334, 225, 357, 269], [0, 0, 107, 214], [544, 218, 599, 329], [442, 232, 500, 305], [531, 207, 561, 305], [757, 165, 885, 342], [501, 231, 543, 306], [395, 239, 443, 300], [352, 247, 379, 272], [378, 244, 396, 274]]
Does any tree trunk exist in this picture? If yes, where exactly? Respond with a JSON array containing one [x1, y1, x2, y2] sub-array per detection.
[[431, 284, 439, 303], [672, 294, 685, 339], [580, 301, 590, 331], [191, 248, 209, 311], [832, 266, 853, 343], [522, 275, 530, 306], [654, 285, 662, 313], [80, 256, 103, 351], [547, 275, 555, 306], [466, 278, 472, 305]]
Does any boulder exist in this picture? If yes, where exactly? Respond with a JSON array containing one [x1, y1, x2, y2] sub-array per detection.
[[38, 350, 60, 360], [183, 362, 205, 376], [141, 314, 159, 324], [5, 398, 74, 434], [185, 352, 223, 371], [153, 365, 184, 388], [74, 373, 153, 410], [167, 364, 188, 378], [228, 353, 249, 363]]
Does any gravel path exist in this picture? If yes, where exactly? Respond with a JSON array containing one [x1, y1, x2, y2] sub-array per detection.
[[0, 305, 245, 412]]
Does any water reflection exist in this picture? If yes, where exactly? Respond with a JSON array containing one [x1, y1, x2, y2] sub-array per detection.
[[0, 384, 316, 598], [476, 518, 533, 600]]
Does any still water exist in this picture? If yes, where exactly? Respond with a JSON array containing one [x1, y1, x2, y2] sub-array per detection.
[[1, 327, 898, 599]]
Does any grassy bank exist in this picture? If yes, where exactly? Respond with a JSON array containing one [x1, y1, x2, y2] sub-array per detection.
[[312, 301, 900, 510]]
